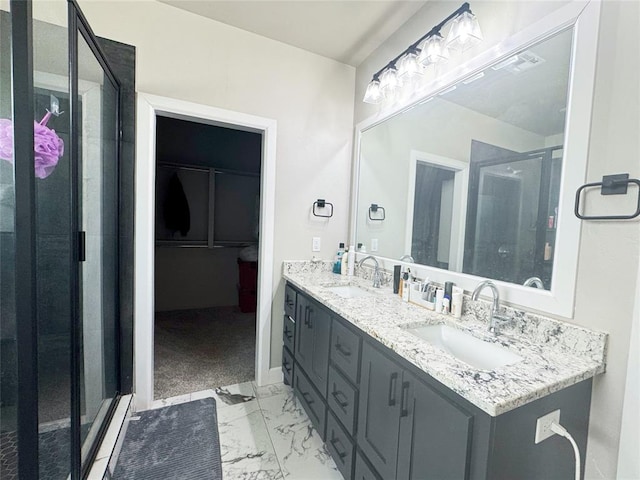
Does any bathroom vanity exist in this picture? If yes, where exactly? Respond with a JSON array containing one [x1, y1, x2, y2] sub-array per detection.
[[281, 262, 607, 480]]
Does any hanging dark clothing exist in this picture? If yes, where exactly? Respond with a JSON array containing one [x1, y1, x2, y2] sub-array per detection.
[[163, 173, 191, 236]]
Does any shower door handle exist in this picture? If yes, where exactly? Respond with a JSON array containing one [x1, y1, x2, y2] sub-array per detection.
[[78, 231, 86, 262]]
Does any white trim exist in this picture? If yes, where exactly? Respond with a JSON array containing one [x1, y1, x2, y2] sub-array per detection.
[[134, 93, 277, 411], [404, 151, 469, 271], [350, 0, 601, 318]]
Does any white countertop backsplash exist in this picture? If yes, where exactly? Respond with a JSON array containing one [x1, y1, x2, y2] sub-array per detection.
[[282, 260, 607, 416]]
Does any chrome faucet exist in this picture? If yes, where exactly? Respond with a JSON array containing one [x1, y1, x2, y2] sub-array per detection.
[[471, 280, 511, 334], [523, 277, 545, 289], [358, 255, 383, 288], [399, 255, 415, 263]]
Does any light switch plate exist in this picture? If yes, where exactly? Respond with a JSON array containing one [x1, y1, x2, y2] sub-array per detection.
[[371, 239, 379, 252], [312, 237, 321, 252]]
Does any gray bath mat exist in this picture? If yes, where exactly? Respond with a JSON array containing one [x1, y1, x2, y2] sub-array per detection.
[[113, 398, 222, 480]]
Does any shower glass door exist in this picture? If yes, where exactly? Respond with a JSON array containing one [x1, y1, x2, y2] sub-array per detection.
[[74, 18, 120, 470]]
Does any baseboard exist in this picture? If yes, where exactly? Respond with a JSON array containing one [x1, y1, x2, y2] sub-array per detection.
[[86, 394, 132, 479], [263, 367, 284, 386]]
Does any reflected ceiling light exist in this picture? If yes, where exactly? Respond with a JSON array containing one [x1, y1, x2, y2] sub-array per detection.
[[438, 85, 457, 95], [446, 8, 483, 51], [462, 71, 485, 84], [362, 2, 482, 104]]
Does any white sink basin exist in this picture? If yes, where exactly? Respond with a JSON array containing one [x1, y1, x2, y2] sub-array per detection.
[[405, 324, 523, 370], [326, 285, 373, 298]]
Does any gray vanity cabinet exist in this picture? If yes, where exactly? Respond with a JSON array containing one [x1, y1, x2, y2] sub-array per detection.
[[283, 282, 593, 480], [357, 341, 404, 480], [295, 294, 331, 397]]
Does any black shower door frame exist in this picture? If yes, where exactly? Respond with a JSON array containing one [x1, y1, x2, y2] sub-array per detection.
[[10, 0, 123, 478]]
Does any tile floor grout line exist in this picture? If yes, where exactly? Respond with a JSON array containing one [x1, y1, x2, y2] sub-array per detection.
[[253, 382, 288, 479]]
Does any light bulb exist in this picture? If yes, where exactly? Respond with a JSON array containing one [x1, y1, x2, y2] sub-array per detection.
[[379, 67, 399, 98], [417, 34, 449, 66], [397, 51, 423, 79], [446, 10, 483, 51], [363, 79, 382, 104]]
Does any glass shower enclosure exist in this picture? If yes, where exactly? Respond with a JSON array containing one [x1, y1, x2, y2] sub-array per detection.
[[1, 1, 121, 478]]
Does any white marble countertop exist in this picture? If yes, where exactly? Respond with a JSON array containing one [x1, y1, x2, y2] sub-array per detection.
[[282, 261, 607, 416]]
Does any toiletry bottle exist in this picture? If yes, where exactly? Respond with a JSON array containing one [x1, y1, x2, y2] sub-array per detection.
[[393, 265, 401, 294], [401, 272, 410, 302], [444, 281, 454, 308], [435, 288, 444, 313], [442, 298, 450, 315], [452, 291, 463, 318], [358, 243, 367, 254], [348, 244, 355, 276], [333, 243, 345, 274], [341, 247, 349, 275], [544, 242, 552, 261]]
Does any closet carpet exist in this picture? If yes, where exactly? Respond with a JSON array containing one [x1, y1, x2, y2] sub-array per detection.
[[154, 306, 256, 400]]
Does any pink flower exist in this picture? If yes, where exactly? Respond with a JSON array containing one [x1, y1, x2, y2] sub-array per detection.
[[0, 117, 64, 179]]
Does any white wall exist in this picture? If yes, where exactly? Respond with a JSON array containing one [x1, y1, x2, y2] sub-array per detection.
[[77, 0, 356, 368], [353, 1, 639, 478]]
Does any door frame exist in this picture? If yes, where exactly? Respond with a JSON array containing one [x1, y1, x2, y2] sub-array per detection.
[[134, 93, 277, 411], [405, 150, 468, 271]]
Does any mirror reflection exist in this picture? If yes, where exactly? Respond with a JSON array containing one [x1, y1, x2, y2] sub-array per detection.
[[356, 28, 573, 290]]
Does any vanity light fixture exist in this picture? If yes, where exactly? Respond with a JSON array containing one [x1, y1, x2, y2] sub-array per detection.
[[363, 2, 482, 104]]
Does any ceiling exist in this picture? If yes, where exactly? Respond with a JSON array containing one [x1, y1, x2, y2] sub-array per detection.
[[157, 0, 427, 66]]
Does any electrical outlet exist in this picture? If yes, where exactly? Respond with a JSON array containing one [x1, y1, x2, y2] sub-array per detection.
[[371, 238, 379, 252], [312, 237, 321, 252], [535, 409, 560, 444]]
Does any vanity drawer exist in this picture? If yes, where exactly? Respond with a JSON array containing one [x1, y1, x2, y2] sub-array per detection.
[[326, 410, 355, 480], [294, 367, 326, 440], [330, 318, 362, 385], [282, 346, 294, 386], [327, 364, 358, 435], [284, 284, 296, 319], [283, 314, 295, 352]]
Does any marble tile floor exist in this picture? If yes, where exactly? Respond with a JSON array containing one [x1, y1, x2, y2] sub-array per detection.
[[146, 381, 342, 480]]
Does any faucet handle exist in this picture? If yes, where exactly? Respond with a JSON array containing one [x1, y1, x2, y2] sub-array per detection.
[[493, 313, 513, 325]]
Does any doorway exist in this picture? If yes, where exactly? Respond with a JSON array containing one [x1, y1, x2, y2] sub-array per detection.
[[153, 117, 261, 399], [135, 94, 278, 411]]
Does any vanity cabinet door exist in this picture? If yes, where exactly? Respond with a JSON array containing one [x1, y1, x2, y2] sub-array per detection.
[[357, 341, 402, 480], [397, 372, 473, 480], [295, 295, 313, 373], [295, 295, 331, 397], [307, 301, 331, 397]]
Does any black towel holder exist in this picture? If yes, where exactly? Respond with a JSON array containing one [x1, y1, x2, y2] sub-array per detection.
[[313, 199, 334, 218], [368, 203, 386, 221], [574, 173, 640, 220]]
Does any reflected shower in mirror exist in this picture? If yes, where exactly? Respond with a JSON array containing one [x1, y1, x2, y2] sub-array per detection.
[[356, 27, 573, 290]]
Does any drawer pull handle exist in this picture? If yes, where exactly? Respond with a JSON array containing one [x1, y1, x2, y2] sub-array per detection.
[[330, 436, 348, 459], [388, 372, 398, 406], [302, 391, 314, 405], [400, 381, 410, 417], [331, 389, 349, 409], [284, 328, 293, 340], [335, 341, 351, 357]]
